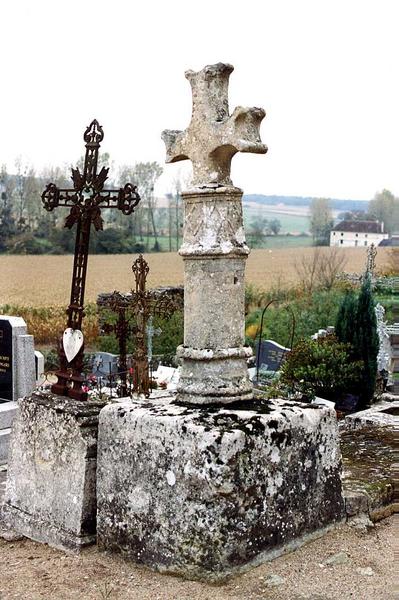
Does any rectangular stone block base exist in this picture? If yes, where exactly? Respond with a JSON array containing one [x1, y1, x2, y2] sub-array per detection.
[[2, 392, 107, 552], [0, 401, 18, 466], [97, 397, 345, 581]]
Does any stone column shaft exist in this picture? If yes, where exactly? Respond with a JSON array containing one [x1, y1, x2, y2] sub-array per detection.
[[176, 186, 252, 405]]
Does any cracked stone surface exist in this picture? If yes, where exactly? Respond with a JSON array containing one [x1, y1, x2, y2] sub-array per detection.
[[162, 62, 267, 188], [97, 397, 344, 581], [1, 391, 107, 551], [341, 423, 396, 520]]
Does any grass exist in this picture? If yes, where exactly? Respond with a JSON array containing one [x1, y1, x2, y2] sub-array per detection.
[[0, 304, 99, 345], [243, 205, 310, 234], [247, 235, 313, 249]]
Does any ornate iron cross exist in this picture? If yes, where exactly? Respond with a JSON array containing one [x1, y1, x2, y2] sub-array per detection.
[[42, 119, 141, 401], [98, 255, 183, 398]]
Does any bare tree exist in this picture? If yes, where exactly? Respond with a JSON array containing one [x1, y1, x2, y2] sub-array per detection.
[[318, 247, 348, 290], [309, 198, 334, 245], [294, 247, 323, 293], [295, 247, 348, 292], [117, 162, 163, 249], [169, 174, 186, 251]]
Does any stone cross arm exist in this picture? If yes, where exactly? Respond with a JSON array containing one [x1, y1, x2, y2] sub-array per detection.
[[162, 63, 267, 187]]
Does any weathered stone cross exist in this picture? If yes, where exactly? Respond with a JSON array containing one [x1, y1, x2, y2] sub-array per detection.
[[161, 63, 267, 406], [162, 62, 267, 187]]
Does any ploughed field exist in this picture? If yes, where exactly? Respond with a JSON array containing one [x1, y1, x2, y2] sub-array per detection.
[[0, 247, 390, 307]]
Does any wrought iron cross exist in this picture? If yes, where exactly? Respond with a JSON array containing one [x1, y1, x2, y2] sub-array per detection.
[[98, 255, 183, 398], [42, 119, 141, 401], [97, 291, 134, 397]]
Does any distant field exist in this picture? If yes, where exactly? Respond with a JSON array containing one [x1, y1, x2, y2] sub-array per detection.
[[0, 247, 390, 307], [243, 205, 310, 234], [248, 235, 313, 249]]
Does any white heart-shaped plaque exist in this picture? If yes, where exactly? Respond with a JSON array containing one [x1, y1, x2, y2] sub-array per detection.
[[63, 328, 84, 363]]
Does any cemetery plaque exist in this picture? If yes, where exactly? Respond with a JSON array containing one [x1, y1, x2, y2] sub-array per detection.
[[255, 339, 290, 372], [0, 320, 12, 402]]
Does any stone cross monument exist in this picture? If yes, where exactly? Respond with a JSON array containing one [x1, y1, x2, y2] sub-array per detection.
[[162, 62, 267, 405], [96, 63, 344, 580]]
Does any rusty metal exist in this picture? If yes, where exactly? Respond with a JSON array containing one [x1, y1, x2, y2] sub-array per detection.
[[366, 243, 377, 277], [98, 256, 183, 398], [130, 256, 152, 396], [98, 291, 135, 397], [42, 119, 141, 401]]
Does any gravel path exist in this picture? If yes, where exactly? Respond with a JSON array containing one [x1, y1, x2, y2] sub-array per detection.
[[0, 516, 395, 600]]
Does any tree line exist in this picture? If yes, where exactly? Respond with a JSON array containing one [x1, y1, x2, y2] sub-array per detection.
[[0, 158, 183, 254], [0, 157, 397, 252]]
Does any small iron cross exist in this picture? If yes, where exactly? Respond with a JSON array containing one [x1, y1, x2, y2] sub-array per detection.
[[98, 291, 134, 397], [98, 256, 183, 398], [162, 63, 267, 187], [42, 120, 141, 401]]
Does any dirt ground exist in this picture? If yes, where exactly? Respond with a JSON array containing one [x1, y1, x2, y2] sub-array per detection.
[[0, 516, 395, 600]]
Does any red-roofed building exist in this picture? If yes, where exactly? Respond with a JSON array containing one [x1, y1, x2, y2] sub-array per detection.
[[330, 220, 389, 247]]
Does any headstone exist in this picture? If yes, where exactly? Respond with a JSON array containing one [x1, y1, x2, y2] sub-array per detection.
[[153, 365, 180, 390], [255, 339, 290, 372], [0, 401, 17, 465], [0, 316, 35, 403], [0, 320, 13, 402], [34, 351, 45, 385], [91, 352, 119, 380]]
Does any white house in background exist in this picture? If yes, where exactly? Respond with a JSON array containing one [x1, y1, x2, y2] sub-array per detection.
[[330, 220, 389, 247]]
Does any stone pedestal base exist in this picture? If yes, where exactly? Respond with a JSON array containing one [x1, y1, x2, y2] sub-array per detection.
[[97, 397, 345, 581], [176, 345, 253, 405], [1, 391, 106, 551]]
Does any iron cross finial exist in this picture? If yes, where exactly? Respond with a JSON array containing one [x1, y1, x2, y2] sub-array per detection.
[[162, 62, 267, 187]]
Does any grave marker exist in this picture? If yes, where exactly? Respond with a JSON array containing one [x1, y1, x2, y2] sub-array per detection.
[[2, 122, 138, 551], [0, 320, 13, 402], [97, 256, 183, 397], [41, 120, 141, 401], [34, 351, 45, 385], [97, 62, 344, 580], [255, 339, 290, 372], [0, 316, 35, 403], [92, 352, 119, 379]]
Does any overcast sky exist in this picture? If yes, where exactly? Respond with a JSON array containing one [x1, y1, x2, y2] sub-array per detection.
[[1, 0, 397, 201]]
